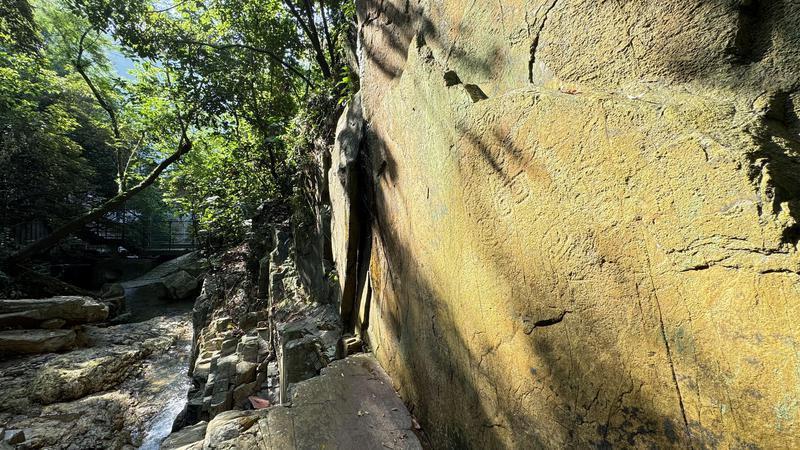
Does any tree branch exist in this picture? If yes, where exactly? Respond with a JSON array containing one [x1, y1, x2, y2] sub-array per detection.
[[120, 132, 146, 191], [283, 0, 331, 78], [173, 39, 316, 87], [76, 28, 126, 192], [6, 136, 192, 264], [318, 0, 336, 72]]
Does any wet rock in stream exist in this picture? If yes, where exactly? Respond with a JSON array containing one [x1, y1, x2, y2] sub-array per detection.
[[0, 315, 192, 449]]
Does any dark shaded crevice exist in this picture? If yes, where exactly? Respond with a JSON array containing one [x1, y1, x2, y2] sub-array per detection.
[[744, 91, 800, 247], [781, 222, 800, 247], [760, 267, 800, 275], [678, 264, 711, 272], [463, 84, 488, 102], [523, 310, 571, 334], [340, 104, 375, 337], [528, 0, 560, 83], [443, 70, 462, 86], [728, 0, 775, 65]]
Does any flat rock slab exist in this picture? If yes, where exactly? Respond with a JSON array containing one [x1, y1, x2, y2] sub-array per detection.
[[0, 296, 108, 329], [133, 252, 205, 282], [274, 353, 422, 449], [166, 353, 422, 449], [0, 329, 76, 355]]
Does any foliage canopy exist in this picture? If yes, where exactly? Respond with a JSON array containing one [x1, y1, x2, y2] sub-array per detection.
[[0, 0, 357, 259]]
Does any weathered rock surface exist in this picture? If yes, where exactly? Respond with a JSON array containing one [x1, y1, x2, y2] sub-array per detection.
[[164, 270, 200, 301], [329, 93, 365, 322], [181, 226, 341, 425], [339, 0, 800, 448], [161, 421, 207, 450], [0, 316, 192, 449], [121, 252, 206, 320], [165, 353, 421, 449], [29, 342, 160, 404], [0, 296, 108, 329], [180, 244, 269, 426], [0, 329, 76, 355]]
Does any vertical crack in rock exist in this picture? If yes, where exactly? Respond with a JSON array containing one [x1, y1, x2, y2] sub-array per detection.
[[642, 241, 693, 445], [528, 0, 561, 83], [730, 0, 773, 65]]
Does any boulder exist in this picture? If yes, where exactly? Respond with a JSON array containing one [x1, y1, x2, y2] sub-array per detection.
[[121, 279, 169, 304], [160, 421, 207, 450], [2, 429, 24, 445], [141, 252, 205, 279], [120, 254, 206, 320], [0, 329, 76, 354], [100, 283, 125, 299], [203, 411, 260, 447], [0, 296, 108, 329], [163, 270, 199, 300], [29, 347, 144, 404]]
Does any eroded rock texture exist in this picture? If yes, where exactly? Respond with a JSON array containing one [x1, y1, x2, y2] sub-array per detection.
[[0, 316, 191, 449], [343, 0, 800, 448]]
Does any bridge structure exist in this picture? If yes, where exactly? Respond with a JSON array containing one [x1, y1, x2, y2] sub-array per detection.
[[12, 209, 198, 258]]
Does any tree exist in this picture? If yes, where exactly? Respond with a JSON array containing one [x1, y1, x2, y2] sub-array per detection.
[[5, 0, 198, 264], [3, 0, 359, 265], [0, 0, 95, 250], [0, 0, 39, 53]]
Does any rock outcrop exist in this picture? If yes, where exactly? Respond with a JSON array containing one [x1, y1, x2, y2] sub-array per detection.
[[0, 316, 192, 449], [0, 329, 76, 355], [163, 354, 421, 449], [162, 206, 429, 450], [0, 296, 108, 330], [28, 335, 171, 404], [179, 223, 341, 426], [0, 296, 108, 355], [119, 252, 205, 320], [325, 0, 800, 448]]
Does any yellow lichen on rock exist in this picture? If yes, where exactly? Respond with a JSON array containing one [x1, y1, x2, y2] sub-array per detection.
[[344, 0, 800, 447]]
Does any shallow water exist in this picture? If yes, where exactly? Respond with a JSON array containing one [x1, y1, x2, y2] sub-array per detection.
[[136, 331, 193, 449]]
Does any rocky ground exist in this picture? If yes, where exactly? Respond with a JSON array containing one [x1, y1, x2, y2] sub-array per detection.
[[0, 252, 205, 449], [179, 224, 343, 427], [160, 215, 423, 448], [162, 353, 422, 449], [0, 215, 423, 449], [0, 315, 192, 449]]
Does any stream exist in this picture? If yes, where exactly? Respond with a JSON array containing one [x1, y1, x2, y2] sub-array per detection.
[[118, 261, 198, 449], [136, 331, 193, 449]]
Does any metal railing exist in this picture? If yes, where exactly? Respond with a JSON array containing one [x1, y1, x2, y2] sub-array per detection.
[[11, 210, 197, 255]]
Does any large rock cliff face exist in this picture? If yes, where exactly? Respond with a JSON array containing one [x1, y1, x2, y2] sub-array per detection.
[[331, 0, 800, 448]]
